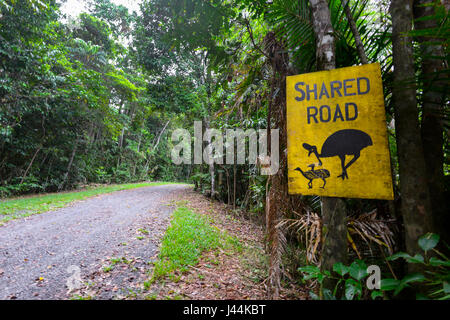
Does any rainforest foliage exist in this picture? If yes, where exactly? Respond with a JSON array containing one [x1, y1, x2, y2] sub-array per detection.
[[0, 0, 193, 197], [0, 0, 448, 299]]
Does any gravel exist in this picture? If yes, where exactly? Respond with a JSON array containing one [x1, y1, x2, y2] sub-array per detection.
[[0, 184, 189, 300]]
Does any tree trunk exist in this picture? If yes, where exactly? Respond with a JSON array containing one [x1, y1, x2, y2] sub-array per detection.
[[390, 0, 433, 257], [342, 0, 369, 64], [59, 139, 79, 191], [309, 0, 348, 290], [20, 144, 42, 184], [20, 115, 46, 185], [310, 0, 336, 70], [226, 167, 231, 205], [208, 146, 215, 199], [117, 126, 125, 169], [262, 30, 291, 299], [413, 0, 448, 245], [320, 196, 347, 267], [143, 120, 170, 176], [233, 165, 237, 209]]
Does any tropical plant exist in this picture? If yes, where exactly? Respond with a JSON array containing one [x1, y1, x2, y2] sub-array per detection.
[[298, 233, 450, 300]]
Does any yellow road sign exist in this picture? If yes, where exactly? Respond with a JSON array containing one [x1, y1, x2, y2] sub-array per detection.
[[287, 63, 393, 200]]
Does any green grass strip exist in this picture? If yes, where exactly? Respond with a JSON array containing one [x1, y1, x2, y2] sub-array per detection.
[[151, 206, 240, 282], [0, 182, 178, 224]]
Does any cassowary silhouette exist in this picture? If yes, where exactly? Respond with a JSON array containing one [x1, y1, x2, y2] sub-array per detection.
[[295, 164, 330, 189], [302, 129, 372, 180]]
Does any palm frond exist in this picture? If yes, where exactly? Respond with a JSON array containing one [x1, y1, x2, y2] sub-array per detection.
[[278, 208, 396, 264], [265, 0, 392, 73]]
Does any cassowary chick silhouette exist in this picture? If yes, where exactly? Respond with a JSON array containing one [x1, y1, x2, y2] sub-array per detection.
[[295, 164, 330, 189], [302, 129, 372, 180]]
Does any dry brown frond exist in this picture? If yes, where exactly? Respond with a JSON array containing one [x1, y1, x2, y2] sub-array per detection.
[[348, 209, 396, 255], [278, 208, 397, 265], [276, 210, 322, 264]]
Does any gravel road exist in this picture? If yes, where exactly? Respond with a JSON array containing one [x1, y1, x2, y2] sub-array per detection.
[[0, 184, 189, 300]]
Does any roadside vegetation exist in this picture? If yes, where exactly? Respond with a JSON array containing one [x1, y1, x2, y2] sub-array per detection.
[[140, 192, 277, 300], [67, 191, 272, 300], [149, 204, 241, 282]]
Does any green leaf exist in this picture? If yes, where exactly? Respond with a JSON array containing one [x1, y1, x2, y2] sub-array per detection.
[[444, 282, 450, 294], [380, 278, 400, 291], [408, 254, 425, 264], [418, 233, 440, 252], [333, 262, 349, 277], [316, 273, 325, 283], [345, 278, 362, 300], [388, 252, 424, 264], [394, 273, 426, 296], [393, 283, 407, 296], [416, 293, 429, 300], [298, 265, 320, 274], [349, 260, 368, 281], [303, 273, 319, 281], [401, 273, 426, 284], [429, 257, 450, 267], [299, 265, 322, 282], [371, 290, 383, 300], [387, 252, 412, 261], [322, 289, 336, 300]]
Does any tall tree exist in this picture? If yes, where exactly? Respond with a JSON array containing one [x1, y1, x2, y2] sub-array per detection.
[[309, 0, 348, 293], [390, 0, 434, 259], [413, 0, 448, 245]]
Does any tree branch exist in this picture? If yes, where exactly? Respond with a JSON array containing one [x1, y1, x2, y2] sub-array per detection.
[[244, 18, 271, 59], [342, 0, 369, 64]]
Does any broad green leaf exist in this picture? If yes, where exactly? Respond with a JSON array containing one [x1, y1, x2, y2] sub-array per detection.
[[299, 265, 322, 281], [333, 262, 349, 276], [394, 273, 426, 295], [298, 265, 320, 274], [418, 233, 440, 252], [345, 278, 362, 300], [371, 290, 383, 300], [429, 257, 450, 267], [388, 252, 424, 264], [407, 254, 425, 264], [387, 252, 412, 261], [349, 260, 368, 281], [380, 278, 400, 291], [302, 273, 319, 281], [316, 273, 325, 284], [401, 273, 426, 284]]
